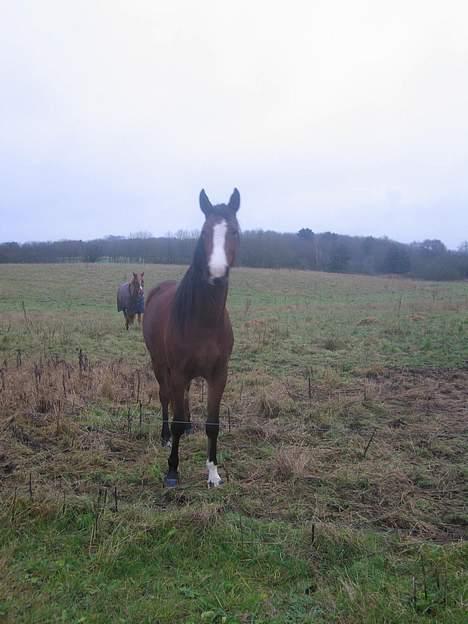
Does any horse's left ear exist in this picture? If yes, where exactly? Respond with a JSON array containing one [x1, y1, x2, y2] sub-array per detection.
[[141, 272, 144, 277], [228, 188, 240, 213], [133, 272, 137, 278], [199, 189, 213, 216]]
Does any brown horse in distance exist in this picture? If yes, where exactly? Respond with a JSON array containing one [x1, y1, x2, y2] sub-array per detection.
[[143, 189, 240, 487], [117, 272, 145, 330]]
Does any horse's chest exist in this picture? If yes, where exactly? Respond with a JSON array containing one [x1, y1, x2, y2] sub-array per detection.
[[172, 338, 227, 379], [192, 342, 222, 371]]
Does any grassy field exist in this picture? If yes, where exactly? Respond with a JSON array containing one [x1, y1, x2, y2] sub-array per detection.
[[0, 263, 467, 623]]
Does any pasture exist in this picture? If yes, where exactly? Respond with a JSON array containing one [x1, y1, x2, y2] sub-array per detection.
[[0, 263, 467, 623]]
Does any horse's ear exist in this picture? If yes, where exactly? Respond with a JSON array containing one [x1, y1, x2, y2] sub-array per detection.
[[228, 188, 240, 213], [199, 189, 213, 216], [141, 272, 144, 277], [133, 272, 137, 279]]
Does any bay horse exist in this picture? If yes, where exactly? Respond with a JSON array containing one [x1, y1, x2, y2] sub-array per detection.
[[117, 272, 145, 330], [143, 188, 240, 488]]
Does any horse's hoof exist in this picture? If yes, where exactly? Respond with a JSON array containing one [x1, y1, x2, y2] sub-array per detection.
[[161, 438, 172, 448], [164, 472, 179, 488], [206, 461, 222, 488], [208, 478, 223, 488]]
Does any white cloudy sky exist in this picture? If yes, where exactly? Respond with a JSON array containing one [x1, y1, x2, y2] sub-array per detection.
[[1, 0, 467, 248]]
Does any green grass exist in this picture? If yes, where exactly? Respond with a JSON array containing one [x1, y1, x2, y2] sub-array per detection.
[[2, 501, 466, 624], [0, 263, 467, 622], [1, 504, 307, 623]]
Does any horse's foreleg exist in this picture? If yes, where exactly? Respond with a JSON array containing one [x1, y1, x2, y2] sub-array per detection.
[[165, 377, 187, 487], [205, 370, 227, 488]]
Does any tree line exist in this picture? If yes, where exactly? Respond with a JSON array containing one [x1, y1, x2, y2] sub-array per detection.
[[1, 229, 467, 281]]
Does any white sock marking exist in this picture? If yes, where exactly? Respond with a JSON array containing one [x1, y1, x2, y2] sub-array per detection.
[[208, 220, 228, 279], [206, 460, 222, 487]]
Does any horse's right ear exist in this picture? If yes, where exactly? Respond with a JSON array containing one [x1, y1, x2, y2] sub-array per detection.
[[199, 189, 213, 216]]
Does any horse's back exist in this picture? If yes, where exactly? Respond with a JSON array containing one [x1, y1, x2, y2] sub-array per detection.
[[145, 280, 177, 309]]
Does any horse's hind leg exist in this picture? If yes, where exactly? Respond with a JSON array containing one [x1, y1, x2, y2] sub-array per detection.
[[184, 381, 193, 434], [205, 369, 227, 488], [159, 384, 171, 448]]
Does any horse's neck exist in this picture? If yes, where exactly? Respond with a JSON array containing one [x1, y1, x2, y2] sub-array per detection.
[[186, 267, 228, 328], [195, 281, 227, 327]]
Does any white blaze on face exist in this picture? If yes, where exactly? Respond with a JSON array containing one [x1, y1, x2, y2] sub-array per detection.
[[208, 219, 228, 279], [206, 460, 222, 487]]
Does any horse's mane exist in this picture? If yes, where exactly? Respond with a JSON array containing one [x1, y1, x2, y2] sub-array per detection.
[[172, 236, 207, 332]]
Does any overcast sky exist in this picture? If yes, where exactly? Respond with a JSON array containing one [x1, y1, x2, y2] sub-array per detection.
[[1, 1, 467, 248]]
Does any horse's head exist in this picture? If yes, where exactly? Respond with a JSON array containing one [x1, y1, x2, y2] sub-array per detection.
[[130, 272, 144, 298], [198, 188, 240, 284]]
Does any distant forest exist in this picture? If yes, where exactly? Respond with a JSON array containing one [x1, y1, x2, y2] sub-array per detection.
[[1, 229, 468, 281]]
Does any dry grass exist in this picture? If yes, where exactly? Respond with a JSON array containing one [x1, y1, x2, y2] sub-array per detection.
[[270, 446, 311, 481], [1, 355, 466, 544]]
